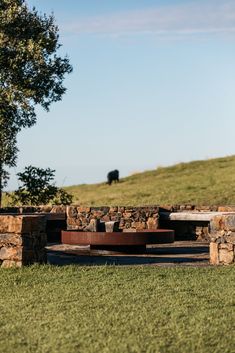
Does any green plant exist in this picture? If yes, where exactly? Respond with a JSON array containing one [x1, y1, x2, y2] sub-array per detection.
[[11, 165, 72, 205]]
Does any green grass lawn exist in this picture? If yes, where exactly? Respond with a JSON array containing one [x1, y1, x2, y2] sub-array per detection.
[[0, 265, 234, 353]]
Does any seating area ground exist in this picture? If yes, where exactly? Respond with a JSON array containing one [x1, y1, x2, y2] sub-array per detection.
[[46, 241, 209, 267]]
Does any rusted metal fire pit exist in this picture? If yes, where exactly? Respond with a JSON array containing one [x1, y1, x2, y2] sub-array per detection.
[[61, 229, 174, 253]]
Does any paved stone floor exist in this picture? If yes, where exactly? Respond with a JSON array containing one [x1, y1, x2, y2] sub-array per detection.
[[46, 241, 210, 267]]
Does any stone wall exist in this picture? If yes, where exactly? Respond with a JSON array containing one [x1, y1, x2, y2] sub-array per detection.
[[210, 214, 235, 265], [0, 215, 47, 268], [66, 206, 160, 231]]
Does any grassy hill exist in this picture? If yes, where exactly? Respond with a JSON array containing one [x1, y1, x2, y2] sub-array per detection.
[[65, 155, 235, 206], [3, 155, 235, 207]]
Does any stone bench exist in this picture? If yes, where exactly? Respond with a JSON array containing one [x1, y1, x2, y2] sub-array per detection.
[[159, 211, 235, 243], [160, 212, 235, 265], [159, 211, 235, 221]]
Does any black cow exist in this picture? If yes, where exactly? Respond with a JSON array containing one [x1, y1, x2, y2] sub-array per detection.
[[107, 170, 119, 185]]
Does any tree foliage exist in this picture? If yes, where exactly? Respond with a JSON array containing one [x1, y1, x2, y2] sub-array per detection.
[[0, 118, 18, 206], [11, 165, 73, 206], [0, 0, 72, 206], [0, 0, 72, 129]]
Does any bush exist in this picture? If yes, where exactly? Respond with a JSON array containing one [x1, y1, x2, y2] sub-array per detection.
[[11, 166, 73, 206]]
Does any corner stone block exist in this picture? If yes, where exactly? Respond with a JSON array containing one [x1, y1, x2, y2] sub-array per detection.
[[223, 215, 235, 231], [1, 260, 22, 268], [84, 219, 99, 232], [0, 234, 22, 246], [219, 249, 234, 265], [220, 243, 234, 251], [210, 215, 235, 232], [0, 215, 46, 234], [0, 216, 24, 234], [147, 217, 159, 230], [226, 233, 235, 243], [66, 206, 78, 219], [210, 216, 225, 233], [210, 242, 219, 265], [0, 246, 22, 261]]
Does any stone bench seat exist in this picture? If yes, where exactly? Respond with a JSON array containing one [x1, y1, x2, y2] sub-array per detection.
[[160, 211, 235, 222]]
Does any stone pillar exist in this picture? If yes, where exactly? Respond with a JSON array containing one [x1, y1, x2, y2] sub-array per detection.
[[209, 215, 235, 265], [0, 215, 47, 268]]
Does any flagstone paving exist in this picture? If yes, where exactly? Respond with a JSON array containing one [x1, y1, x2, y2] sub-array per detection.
[[46, 241, 210, 267]]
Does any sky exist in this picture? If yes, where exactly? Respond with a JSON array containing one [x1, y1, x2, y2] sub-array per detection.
[[7, 0, 235, 189]]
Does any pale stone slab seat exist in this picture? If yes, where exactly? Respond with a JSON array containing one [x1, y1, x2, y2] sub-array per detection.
[[160, 211, 235, 222]]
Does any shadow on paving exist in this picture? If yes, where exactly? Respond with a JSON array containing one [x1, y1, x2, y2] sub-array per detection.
[[46, 242, 209, 267]]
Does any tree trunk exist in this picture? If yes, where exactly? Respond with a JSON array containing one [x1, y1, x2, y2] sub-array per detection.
[[0, 185, 2, 208], [0, 167, 2, 209]]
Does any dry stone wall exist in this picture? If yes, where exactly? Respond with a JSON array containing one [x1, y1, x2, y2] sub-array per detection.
[[66, 206, 160, 231], [0, 215, 47, 268]]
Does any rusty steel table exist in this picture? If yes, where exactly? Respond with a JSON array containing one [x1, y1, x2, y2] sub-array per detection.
[[61, 229, 174, 253]]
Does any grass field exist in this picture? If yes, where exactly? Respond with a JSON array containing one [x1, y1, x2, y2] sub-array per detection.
[[64, 155, 235, 206], [0, 265, 234, 353]]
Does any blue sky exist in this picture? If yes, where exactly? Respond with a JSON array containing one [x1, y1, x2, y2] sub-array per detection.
[[8, 0, 235, 189]]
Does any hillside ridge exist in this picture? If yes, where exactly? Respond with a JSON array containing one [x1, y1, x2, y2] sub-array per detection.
[[65, 155, 235, 206]]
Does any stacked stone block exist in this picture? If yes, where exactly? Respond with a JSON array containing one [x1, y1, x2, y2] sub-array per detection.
[[0, 215, 47, 268], [209, 214, 235, 265]]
